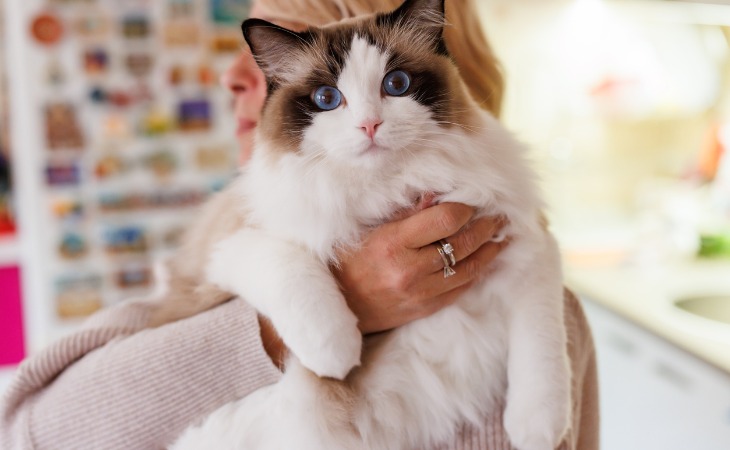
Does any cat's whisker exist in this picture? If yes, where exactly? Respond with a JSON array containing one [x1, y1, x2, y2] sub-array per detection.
[[408, 134, 463, 143], [434, 121, 487, 133], [299, 149, 330, 178], [403, 141, 453, 153]]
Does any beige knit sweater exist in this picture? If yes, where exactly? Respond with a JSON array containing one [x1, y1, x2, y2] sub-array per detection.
[[0, 291, 599, 450]]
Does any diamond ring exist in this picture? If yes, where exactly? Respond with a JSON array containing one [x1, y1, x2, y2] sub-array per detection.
[[437, 239, 456, 278]]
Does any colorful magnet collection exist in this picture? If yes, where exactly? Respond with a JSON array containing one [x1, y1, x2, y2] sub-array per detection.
[[32, 0, 246, 317]]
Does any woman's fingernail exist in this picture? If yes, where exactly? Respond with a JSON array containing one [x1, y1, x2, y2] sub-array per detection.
[[490, 231, 507, 243]]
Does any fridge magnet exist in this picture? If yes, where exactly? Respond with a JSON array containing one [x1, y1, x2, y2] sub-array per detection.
[[83, 48, 109, 74], [195, 145, 231, 171], [177, 99, 211, 131], [168, 64, 185, 85], [89, 86, 107, 103], [140, 108, 173, 136], [0, 199, 14, 235], [58, 232, 88, 260], [210, 32, 241, 53], [98, 193, 122, 212], [55, 274, 103, 319], [145, 189, 206, 209], [124, 53, 153, 77], [51, 197, 84, 221], [102, 114, 131, 139], [95, 154, 128, 179], [210, 0, 251, 25], [45, 103, 85, 150], [122, 15, 151, 39], [73, 13, 110, 39], [168, 0, 195, 18], [0, 153, 15, 233], [197, 63, 216, 86], [98, 192, 136, 212], [163, 21, 200, 47], [45, 160, 81, 186], [103, 225, 148, 254], [31, 12, 64, 46], [143, 150, 178, 180], [108, 90, 133, 108], [46, 59, 66, 85], [114, 266, 152, 289]]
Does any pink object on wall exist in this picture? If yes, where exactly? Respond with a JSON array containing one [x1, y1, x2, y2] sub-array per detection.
[[0, 265, 25, 366]]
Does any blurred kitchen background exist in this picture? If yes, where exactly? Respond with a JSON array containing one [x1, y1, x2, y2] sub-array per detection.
[[1, 0, 730, 448]]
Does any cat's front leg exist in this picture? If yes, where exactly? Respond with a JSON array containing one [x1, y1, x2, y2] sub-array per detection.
[[206, 228, 362, 379], [501, 237, 571, 450]]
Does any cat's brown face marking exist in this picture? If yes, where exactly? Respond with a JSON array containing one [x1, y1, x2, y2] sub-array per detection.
[[244, 0, 477, 156]]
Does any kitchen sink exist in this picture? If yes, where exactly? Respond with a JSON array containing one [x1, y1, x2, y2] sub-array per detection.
[[675, 296, 730, 325]]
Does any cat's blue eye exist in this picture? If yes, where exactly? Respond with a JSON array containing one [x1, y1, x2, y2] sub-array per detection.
[[383, 70, 411, 96], [312, 86, 342, 111]]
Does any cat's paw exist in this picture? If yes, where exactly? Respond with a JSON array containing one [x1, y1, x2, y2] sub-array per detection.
[[287, 312, 362, 380], [503, 393, 570, 450]]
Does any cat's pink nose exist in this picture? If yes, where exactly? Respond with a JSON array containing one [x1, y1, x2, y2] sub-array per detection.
[[359, 119, 383, 139]]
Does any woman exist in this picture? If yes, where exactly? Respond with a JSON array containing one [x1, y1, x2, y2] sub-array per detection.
[[0, 0, 599, 449]]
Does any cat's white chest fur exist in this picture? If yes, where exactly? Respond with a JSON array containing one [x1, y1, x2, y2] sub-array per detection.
[[170, 5, 572, 449]]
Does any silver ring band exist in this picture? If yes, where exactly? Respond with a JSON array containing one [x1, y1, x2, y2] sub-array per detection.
[[437, 240, 456, 278], [439, 239, 456, 266]]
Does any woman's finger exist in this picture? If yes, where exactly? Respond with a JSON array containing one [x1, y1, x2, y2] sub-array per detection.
[[392, 203, 475, 249], [386, 192, 439, 223], [400, 215, 506, 276], [413, 238, 509, 300], [416, 215, 507, 274]]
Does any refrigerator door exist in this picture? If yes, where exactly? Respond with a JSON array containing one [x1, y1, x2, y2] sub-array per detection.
[[4, 0, 245, 351]]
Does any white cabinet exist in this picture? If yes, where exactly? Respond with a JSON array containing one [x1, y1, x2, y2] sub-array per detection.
[[582, 298, 730, 449]]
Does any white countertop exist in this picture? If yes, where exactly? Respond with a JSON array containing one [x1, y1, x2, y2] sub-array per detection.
[[566, 259, 730, 373]]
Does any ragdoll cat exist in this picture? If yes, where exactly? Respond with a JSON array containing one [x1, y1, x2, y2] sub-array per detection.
[[158, 0, 571, 448]]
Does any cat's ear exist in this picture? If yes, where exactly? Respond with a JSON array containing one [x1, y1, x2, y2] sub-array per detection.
[[383, 0, 447, 54], [242, 18, 313, 81]]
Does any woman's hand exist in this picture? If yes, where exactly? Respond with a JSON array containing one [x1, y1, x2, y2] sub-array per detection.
[[332, 203, 508, 334]]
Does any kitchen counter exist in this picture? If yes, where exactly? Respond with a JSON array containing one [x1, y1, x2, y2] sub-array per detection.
[[565, 259, 730, 373]]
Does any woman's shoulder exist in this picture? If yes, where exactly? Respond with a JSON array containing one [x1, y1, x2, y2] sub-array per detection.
[[562, 288, 595, 361]]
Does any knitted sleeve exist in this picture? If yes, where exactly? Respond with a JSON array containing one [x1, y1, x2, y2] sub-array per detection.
[[0, 298, 282, 450], [1, 292, 598, 450]]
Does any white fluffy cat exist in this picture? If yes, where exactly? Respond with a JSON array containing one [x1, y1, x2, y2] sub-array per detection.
[[166, 0, 571, 448]]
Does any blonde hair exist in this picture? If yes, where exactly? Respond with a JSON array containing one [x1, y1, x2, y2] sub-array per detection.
[[256, 0, 504, 116]]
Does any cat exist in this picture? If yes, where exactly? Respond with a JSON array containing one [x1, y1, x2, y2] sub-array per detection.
[[160, 0, 572, 448]]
